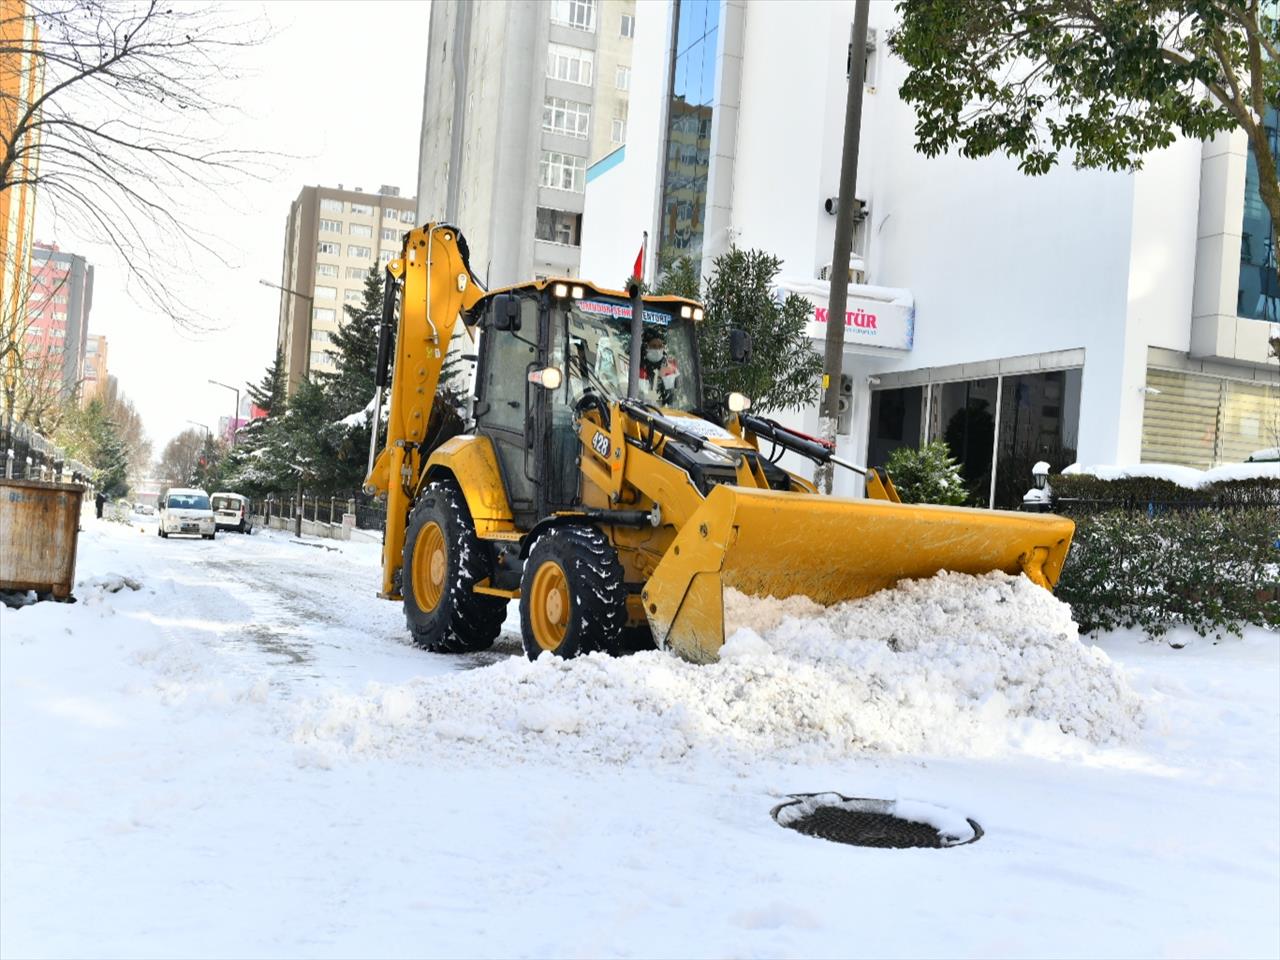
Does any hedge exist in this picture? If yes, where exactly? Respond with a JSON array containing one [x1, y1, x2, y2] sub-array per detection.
[[1051, 475, 1280, 639]]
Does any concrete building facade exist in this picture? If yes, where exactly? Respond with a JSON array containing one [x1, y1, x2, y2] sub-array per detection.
[[416, 0, 636, 289], [581, 0, 1279, 505], [275, 184, 417, 393], [24, 242, 94, 405]]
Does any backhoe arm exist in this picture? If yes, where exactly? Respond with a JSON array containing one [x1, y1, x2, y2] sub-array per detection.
[[365, 224, 484, 598]]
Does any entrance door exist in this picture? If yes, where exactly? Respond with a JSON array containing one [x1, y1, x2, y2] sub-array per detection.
[[474, 300, 540, 524]]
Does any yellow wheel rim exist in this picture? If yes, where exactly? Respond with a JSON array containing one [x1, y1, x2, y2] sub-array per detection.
[[412, 521, 447, 612], [529, 559, 571, 652]]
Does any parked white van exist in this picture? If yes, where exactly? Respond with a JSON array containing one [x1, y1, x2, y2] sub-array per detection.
[[211, 492, 253, 533], [158, 488, 216, 539]]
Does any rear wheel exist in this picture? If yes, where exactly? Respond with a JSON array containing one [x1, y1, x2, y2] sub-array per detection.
[[519, 526, 626, 660], [402, 481, 505, 653]]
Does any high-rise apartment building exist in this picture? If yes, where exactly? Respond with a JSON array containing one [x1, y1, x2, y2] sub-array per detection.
[[416, 0, 636, 289], [274, 184, 417, 393], [81, 333, 108, 406], [1, 0, 43, 416], [23, 242, 94, 405]]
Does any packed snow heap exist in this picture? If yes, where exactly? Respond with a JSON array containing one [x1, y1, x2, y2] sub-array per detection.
[[294, 571, 1144, 766]]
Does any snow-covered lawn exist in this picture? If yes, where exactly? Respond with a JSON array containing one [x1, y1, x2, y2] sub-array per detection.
[[2, 514, 1277, 959]]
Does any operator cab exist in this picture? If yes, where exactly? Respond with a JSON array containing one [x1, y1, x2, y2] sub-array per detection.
[[469, 279, 704, 527]]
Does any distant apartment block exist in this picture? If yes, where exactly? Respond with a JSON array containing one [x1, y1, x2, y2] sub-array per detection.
[[274, 184, 417, 393], [416, 0, 636, 288], [24, 242, 94, 404], [80, 333, 108, 406]]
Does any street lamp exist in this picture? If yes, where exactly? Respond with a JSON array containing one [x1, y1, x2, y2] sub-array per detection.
[[260, 278, 317, 379], [185, 419, 211, 439], [208, 379, 241, 447]]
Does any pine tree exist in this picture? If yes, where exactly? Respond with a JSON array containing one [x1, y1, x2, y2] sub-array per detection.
[[246, 346, 288, 418]]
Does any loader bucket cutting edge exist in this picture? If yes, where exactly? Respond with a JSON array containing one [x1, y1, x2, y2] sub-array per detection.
[[642, 485, 1075, 664]]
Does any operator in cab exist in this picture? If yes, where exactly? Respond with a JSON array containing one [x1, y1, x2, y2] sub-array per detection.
[[638, 331, 680, 406]]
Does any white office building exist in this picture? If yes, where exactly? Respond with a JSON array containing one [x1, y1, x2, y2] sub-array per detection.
[[580, 0, 1279, 504]]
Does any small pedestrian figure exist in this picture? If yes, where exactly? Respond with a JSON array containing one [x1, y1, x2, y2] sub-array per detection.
[[94, 491, 106, 519]]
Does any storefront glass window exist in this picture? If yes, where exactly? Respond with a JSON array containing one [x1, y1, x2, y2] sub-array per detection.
[[866, 386, 923, 470], [1239, 106, 1279, 322], [658, 0, 719, 270], [992, 369, 1082, 508]]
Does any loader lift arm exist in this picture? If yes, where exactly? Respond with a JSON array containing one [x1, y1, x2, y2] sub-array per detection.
[[364, 224, 485, 599]]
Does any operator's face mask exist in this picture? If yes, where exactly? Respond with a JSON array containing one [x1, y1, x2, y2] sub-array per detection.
[[646, 348, 664, 363]]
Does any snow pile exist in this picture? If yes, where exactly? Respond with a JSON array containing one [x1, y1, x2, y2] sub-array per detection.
[[1063, 460, 1280, 488], [291, 571, 1143, 767]]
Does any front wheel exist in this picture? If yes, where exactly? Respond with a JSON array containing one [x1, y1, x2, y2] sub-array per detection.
[[519, 525, 626, 660], [402, 481, 505, 653]]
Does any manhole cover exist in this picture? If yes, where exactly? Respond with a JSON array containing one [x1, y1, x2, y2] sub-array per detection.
[[771, 793, 983, 849]]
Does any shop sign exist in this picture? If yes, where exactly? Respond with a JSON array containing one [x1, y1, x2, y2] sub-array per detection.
[[806, 299, 914, 350]]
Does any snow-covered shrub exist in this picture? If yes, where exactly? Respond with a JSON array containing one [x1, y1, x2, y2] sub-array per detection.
[[885, 440, 969, 505], [1055, 476, 1280, 639]]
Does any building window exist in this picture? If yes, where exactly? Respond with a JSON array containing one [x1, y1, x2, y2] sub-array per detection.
[[315, 263, 339, 278], [311, 330, 331, 343], [1239, 106, 1278, 322], [314, 285, 337, 301], [539, 151, 586, 192], [347, 244, 372, 260], [381, 227, 399, 241], [312, 307, 336, 323], [317, 241, 340, 256], [379, 250, 396, 264], [344, 289, 362, 303], [319, 218, 342, 233], [611, 115, 626, 144], [350, 202, 374, 216], [400, 209, 416, 223], [550, 0, 595, 32], [309, 351, 331, 367], [535, 208, 583, 246], [658, 1, 719, 267], [615, 65, 630, 91], [620, 13, 634, 37], [319, 198, 343, 213], [546, 43, 594, 85], [543, 96, 591, 139], [348, 222, 373, 237], [1141, 368, 1280, 467], [384, 208, 399, 220], [345, 266, 367, 280]]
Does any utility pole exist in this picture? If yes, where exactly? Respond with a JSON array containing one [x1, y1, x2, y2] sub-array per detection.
[[816, 0, 870, 495]]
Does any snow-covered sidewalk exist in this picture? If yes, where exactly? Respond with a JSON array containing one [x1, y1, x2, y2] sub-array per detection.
[[2, 514, 1277, 958]]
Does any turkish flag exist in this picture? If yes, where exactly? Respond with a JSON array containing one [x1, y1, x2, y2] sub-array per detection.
[[632, 232, 647, 283]]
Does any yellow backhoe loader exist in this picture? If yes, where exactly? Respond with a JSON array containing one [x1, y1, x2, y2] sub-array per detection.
[[364, 224, 1074, 663]]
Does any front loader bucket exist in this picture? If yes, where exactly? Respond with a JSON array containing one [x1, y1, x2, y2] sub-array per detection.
[[642, 485, 1075, 663]]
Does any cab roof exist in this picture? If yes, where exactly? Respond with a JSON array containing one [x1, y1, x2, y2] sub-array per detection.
[[475, 277, 703, 314]]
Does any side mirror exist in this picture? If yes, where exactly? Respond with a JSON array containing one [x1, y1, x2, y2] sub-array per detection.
[[492, 294, 521, 331], [729, 328, 752, 364]]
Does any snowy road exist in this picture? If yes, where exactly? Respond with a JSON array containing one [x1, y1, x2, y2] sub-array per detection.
[[2, 513, 1278, 959]]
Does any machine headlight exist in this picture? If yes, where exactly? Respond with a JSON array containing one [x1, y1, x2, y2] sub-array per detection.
[[528, 366, 563, 389], [680, 305, 693, 319], [570, 285, 584, 299], [553, 282, 569, 298], [693, 307, 704, 321], [727, 392, 752, 412]]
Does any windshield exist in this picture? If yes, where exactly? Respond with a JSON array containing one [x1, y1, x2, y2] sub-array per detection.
[[555, 297, 699, 411], [167, 493, 210, 510]]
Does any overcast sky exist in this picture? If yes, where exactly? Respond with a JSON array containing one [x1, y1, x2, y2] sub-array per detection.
[[32, 0, 430, 455]]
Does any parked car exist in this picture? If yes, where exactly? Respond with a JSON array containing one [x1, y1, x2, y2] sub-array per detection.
[[211, 492, 253, 534], [158, 487, 216, 539]]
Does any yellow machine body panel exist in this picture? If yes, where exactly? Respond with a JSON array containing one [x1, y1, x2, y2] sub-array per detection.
[[422, 435, 517, 536], [642, 485, 1075, 663]]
